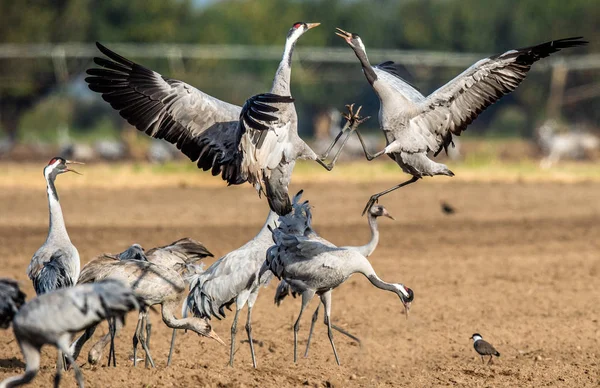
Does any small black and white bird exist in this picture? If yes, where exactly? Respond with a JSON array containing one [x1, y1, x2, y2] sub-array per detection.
[[470, 333, 500, 364]]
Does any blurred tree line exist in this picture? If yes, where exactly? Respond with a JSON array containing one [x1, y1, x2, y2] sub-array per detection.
[[0, 0, 597, 142]]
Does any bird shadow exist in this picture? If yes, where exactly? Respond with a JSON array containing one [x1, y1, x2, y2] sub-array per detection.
[[0, 357, 26, 369]]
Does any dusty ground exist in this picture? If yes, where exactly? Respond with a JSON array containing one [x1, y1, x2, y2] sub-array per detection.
[[0, 173, 599, 387]]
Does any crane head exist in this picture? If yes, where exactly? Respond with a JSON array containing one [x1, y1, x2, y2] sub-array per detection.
[[396, 284, 414, 318], [45, 156, 84, 177], [369, 204, 395, 220], [335, 28, 365, 52], [286, 22, 320, 41]]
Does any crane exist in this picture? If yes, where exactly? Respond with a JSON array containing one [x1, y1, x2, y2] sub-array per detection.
[[0, 278, 26, 329], [185, 210, 279, 368], [261, 191, 413, 365], [0, 279, 140, 388], [27, 157, 83, 295], [84, 22, 354, 215], [335, 29, 587, 214], [273, 204, 395, 357], [70, 244, 222, 368]]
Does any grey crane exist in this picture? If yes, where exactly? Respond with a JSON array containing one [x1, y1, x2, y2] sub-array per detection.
[[0, 279, 140, 388], [0, 279, 26, 329], [261, 191, 413, 365], [27, 157, 83, 295], [84, 22, 351, 215], [335, 29, 588, 214], [70, 244, 222, 369], [185, 210, 279, 368], [113, 239, 213, 366], [273, 204, 395, 356], [537, 119, 599, 168]]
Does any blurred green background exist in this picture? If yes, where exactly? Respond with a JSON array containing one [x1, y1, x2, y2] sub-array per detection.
[[0, 0, 598, 156]]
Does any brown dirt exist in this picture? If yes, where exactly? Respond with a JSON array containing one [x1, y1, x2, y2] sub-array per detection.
[[0, 180, 599, 387]]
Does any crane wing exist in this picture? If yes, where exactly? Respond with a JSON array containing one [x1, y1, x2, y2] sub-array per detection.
[[373, 62, 425, 103], [86, 43, 245, 184], [403, 37, 587, 156]]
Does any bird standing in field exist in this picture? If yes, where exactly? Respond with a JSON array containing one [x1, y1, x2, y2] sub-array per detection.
[[85, 22, 354, 215], [0, 279, 140, 388], [335, 29, 587, 214], [185, 210, 279, 369], [27, 157, 83, 295], [273, 204, 395, 357], [0, 279, 26, 329], [470, 333, 500, 364], [71, 242, 222, 368], [262, 191, 413, 365]]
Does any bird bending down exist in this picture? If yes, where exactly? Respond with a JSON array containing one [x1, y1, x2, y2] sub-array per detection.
[[0, 279, 140, 388], [27, 157, 83, 295], [186, 210, 279, 368], [0, 279, 26, 329], [470, 333, 500, 364], [85, 22, 353, 215], [71, 242, 222, 369], [335, 29, 587, 214], [262, 191, 413, 365], [274, 203, 395, 357]]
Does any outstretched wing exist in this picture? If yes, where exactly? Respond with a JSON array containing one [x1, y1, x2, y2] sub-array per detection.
[[85, 43, 245, 184], [402, 37, 587, 156]]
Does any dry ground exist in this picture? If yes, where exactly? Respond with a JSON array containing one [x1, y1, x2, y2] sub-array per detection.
[[0, 166, 599, 387]]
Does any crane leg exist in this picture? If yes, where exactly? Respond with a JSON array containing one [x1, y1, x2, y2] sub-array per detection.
[[138, 314, 155, 368], [330, 324, 361, 346], [294, 290, 315, 363], [58, 341, 84, 388], [144, 319, 152, 368], [132, 315, 142, 367], [166, 329, 177, 367], [304, 304, 320, 358], [319, 126, 348, 160], [54, 351, 63, 388], [316, 129, 354, 171], [354, 130, 386, 161], [229, 308, 240, 367], [321, 292, 340, 366], [362, 176, 419, 216], [245, 305, 257, 369], [107, 317, 117, 367]]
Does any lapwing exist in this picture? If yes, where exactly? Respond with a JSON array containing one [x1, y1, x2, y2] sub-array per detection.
[[470, 333, 500, 364]]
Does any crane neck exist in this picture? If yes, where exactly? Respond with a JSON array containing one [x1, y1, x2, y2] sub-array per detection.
[[361, 213, 380, 257], [45, 173, 70, 243], [351, 45, 377, 85], [271, 37, 297, 96], [357, 259, 397, 294], [257, 210, 280, 239]]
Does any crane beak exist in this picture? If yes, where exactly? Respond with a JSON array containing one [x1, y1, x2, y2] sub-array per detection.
[[65, 160, 84, 175], [306, 23, 320, 30], [400, 286, 414, 319], [206, 329, 226, 346], [383, 210, 395, 220], [335, 27, 353, 43]]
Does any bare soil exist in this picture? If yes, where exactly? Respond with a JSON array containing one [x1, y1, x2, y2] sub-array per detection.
[[0, 179, 599, 387]]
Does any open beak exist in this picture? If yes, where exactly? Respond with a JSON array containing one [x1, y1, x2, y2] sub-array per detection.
[[335, 27, 353, 43], [65, 160, 84, 175], [206, 329, 225, 346], [306, 23, 320, 30]]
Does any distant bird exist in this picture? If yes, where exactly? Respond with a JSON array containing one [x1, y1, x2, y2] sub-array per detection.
[[470, 333, 500, 364], [85, 22, 354, 215], [262, 191, 414, 365], [0, 279, 140, 388], [335, 28, 588, 214], [0, 279, 26, 329], [440, 201, 455, 215], [537, 119, 599, 168], [71, 243, 221, 368], [27, 157, 83, 296], [186, 211, 279, 368], [274, 203, 394, 357]]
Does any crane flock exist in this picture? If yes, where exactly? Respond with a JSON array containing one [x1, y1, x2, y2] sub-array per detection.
[[0, 21, 587, 387]]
